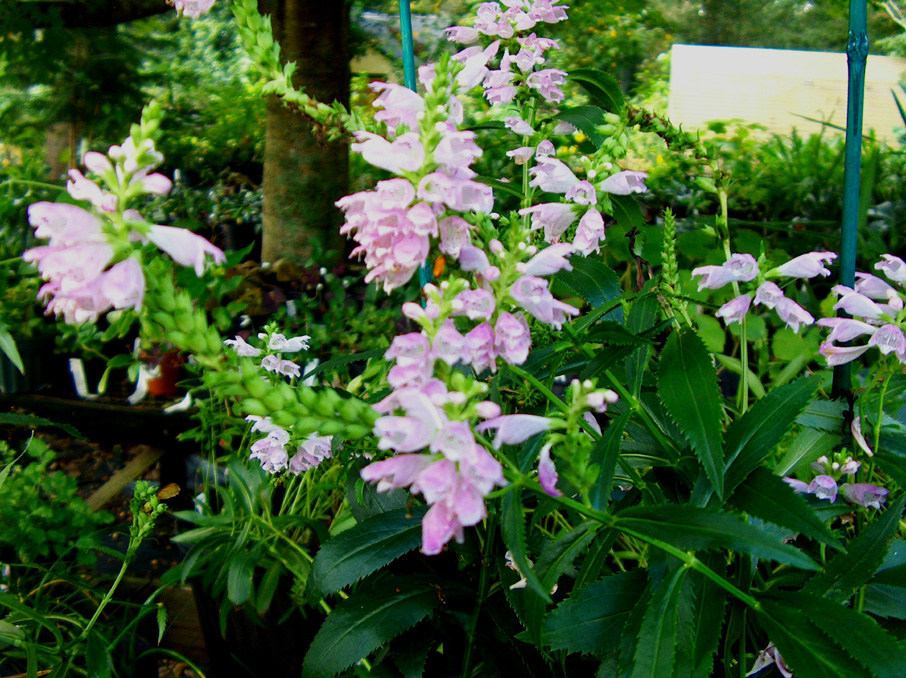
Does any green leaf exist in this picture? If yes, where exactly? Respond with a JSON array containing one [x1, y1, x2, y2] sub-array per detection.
[[346, 460, 408, 521], [0, 413, 84, 439], [86, 631, 112, 678], [589, 413, 630, 511], [568, 68, 625, 113], [675, 554, 726, 678], [877, 430, 906, 487], [0, 619, 25, 649], [796, 399, 846, 431], [804, 494, 906, 601], [0, 327, 23, 374], [301, 580, 439, 678], [544, 569, 647, 656], [729, 468, 840, 550], [555, 256, 622, 310], [226, 551, 255, 605], [502, 490, 549, 602], [611, 194, 645, 231], [300, 348, 383, 383], [658, 330, 724, 498], [585, 321, 653, 347], [476, 174, 524, 200], [775, 428, 841, 476], [629, 567, 687, 678], [723, 376, 820, 495], [625, 287, 659, 398], [255, 560, 283, 615], [156, 605, 168, 645], [524, 522, 600, 646], [756, 600, 867, 678], [864, 584, 906, 619], [311, 507, 427, 597], [779, 591, 906, 678], [616, 505, 818, 570], [553, 105, 608, 147]]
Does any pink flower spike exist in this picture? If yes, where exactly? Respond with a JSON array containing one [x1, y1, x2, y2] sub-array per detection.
[[816, 317, 876, 343], [841, 483, 888, 509], [715, 294, 752, 326], [820, 341, 871, 366], [361, 454, 434, 494], [753, 281, 785, 309], [147, 225, 225, 276], [225, 335, 262, 357], [522, 243, 574, 276], [494, 312, 531, 365], [773, 251, 836, 279], [518, 203, 577, 243], [832, 288, 885, 320], [599, 170, 648, 195], [538, 443, 562, 497], [476, 414, 552, 449], [464, 322, 497, 373], [457, 289, 495, 321], [100, 257, 145, 312], [529, 157, 579, 193], [783, 477, 810, 494], [875, 254, 906, 284]]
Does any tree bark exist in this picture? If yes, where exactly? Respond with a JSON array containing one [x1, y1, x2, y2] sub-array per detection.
[[259, 0, 349, 265]]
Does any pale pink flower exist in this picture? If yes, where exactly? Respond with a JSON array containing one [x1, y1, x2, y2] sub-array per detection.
[[361, 454, 434, 493], [538, 443, 562, 496], [840, 483, 888, 509], [519, 203, 577, 242], [67, 169, 115, 211], [289, 435, 333, 475], [494, 312, 531, 365], [225, 335, 262, 357], [526, 68, 567, 102], [146, 225, 225, 276], [868, 324, 906, 358], [504, 117, 535, 136], [464, 322, 497, 373], [27, 203, 105, 246], [459, 244, 491, 273], [566, 180, 597, 205], [456, 289, 496, 321], [753, 282, 784, 309], [476, 414, 552, 449], [432, 321, 466, 366], [506, 146, 536, 165], [831, 286, 885, 320], [510, 275, 579, 328], [99, 257, 145, 312], [851, 417, 874, 457], [875, 254, 906, 284], [443, 26, 481, 44], [438, 216, 471, 258], [773, 251, 836, 278], [521, 243, 574, 276], [351, 131, 425, 174], [434, 128, 483, 171], [572, 208, 606, 256], [773, 297, 814, 333], [819, 341, 871, 366], [715, 294, 752, 325], [374, 390, 444, 453], [386, 333, 431, 366], [816, 317, 876, 343], [371, 82, 425, 135], [173, 0, 216, 19], [529, 157, 579, 193], [809, 475, 838, 502], [854, 272, 896, 299], [599, 170, 648, 195], [692, 254, 759, 291], [265, 333, 309, 352]]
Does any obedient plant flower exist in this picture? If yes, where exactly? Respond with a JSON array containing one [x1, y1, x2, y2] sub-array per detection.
[[692, 254, 759, 291], [476, 414, 552, 449], [769, 251, 836, 278], [875, 254, 906, 284], [224, 335, 262, 357], [288, 435, 333, 475], [171, 0, 215, 19], [598, 170, 648, 195], [840, 483, 888, 509], [538, 443, 562, 496]]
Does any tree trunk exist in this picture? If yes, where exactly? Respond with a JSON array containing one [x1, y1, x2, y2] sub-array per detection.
[[259, 0, 349, 265]]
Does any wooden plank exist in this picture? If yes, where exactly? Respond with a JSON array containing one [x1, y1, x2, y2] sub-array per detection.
[[86, 447, 164, 511]]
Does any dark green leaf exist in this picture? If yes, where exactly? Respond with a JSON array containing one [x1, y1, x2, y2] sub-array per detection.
[[311, 507, 427, 597], [629, 566, 687, 678], [0, 619, 25, 648], [589, 413, 630, 511], [675, 554, 726, 678], [585, 321, 653, 347], [575, 529, 619, 590], [724, 376, 820, 495], [877, 430, 906, 487], [795, 399, 846, 431], [391, 625, 434, 678], [477, 175, 524, 199], [156, 605, 168, 645], [0, 328, 23, 373], [300, 349, 383, 383], [86, 631, 112, 678], [553, 105, 608, 147], [544, 569, 646, 656], [625, 288, 659, 398], [756, 600, 867, 678], [864, 584, 906, 619], [569, 68, 625, 113], [658, 330, 724, 497], [255, 560, 283, 615], [729, 467, 840, 550], [226, 551, 255, 605], [774, 428, 841, 476], [581, 346, 635, 381], [616, 505, 818, 570], [618, 581, 654, 678], [611, 194, 645, 231], [525, 522, 599, 646], [346, 460, 408, 521], [804, 494, 906, 601], [301, 580, 438, 678], [555, 256, 622, 310], [780, 591, 906, 678], [0, 413, 84, 439], [502, 490, 549, 602]]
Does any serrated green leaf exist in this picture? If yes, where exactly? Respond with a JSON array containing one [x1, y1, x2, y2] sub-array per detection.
[[585, 321, 653, 347], [756, 600, 866, 678], [569, 68, 625, 113], [616, 505, 818, 570], [156, 605, 168, 645], [0, 328, 23, 373], [589, 413, 630, 511], [524, 522, 599, 646], [723, 376, 820, 495], [0, 413, 84, 439], [877, 430, 906, 487], [346, 460, 408, 521], [86, 630, 112, 678], [795, 399, 846, 431], [611, 194, 645, 231], [804, 494, 906, 601], [774, 428, 841, 476], [581, 346, 635, 381], [618, 581, 654, 678], [311, 507, 426, 597], [779, 591, 906, 678], [553, 105, 608, 147], [729, 468, 840, 550], [555, 256, 622, 310], [476, 174, 524, 199], [0, 619, 25, 649], [864, 583, 906, 619], [679, 554, 726, 678], [391, 625, 434, 678], [226, 551, 255, 605], [629, 566, 687, 678], [658, 330, 724, 497], [544, 569, 646, 656], [625, 287, 659, 398], [502, 490, 549, 602], [575, 529, 619, 590], [301, 580, 438, 678]]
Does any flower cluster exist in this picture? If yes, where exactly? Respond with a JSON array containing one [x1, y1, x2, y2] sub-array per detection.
[[247, 415, 334, 475], [817, 254, 906, 365], [692, 251, 836, 332], [24, 107, 224, 324]]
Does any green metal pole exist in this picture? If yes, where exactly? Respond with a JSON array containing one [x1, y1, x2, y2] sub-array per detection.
[[833, 0, 869, 397], [398, 0, 417, 91]]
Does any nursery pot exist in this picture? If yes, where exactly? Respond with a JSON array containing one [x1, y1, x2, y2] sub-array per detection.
[[146, 350, 184, 398]]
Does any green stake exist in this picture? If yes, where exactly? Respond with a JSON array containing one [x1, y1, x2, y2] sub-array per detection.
[[833, 0, 868, 397]]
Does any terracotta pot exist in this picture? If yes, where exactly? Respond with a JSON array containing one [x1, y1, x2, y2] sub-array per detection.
[[146, 351, 184, 398]]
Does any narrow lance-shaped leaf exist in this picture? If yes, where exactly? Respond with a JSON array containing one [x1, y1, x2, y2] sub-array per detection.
[[311, 507, 427, 597], [724, 376, 820, 495], [628, 567, 688, 678], [544, 569, 647, 656], [730, 467, 841, 550], [502, 490, 549, 602], [658, 330, 724, 497], [301, 580, 439, 678], [555, 256, 623, 311], [804, 494, 906, 601], [616, 505, 818, 571], [589, 412, 630, 511], [674, 553, 727, 678], [568, 67, 625, 113]]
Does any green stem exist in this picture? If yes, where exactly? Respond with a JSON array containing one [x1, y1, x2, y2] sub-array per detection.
[[80, 553, 131, 639], [460, 513, 499, 678]]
